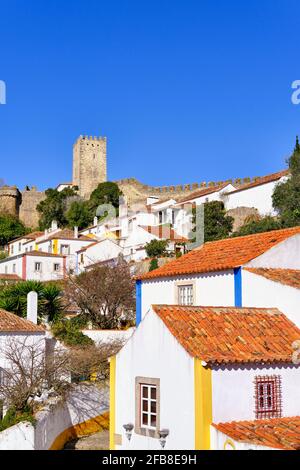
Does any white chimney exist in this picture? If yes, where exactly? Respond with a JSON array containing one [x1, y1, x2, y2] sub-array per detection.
[[27, 291, 38, 324], [93, 216, 98, 226], [147, 196, 159, 206], [74, 226, 79, 239], [51, 220, 58, 232]]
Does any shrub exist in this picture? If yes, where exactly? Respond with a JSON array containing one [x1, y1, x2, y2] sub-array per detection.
[[51, 319, 94, 347], [145, 239, 168, 258], [149, 258, 159, 271], [0, 406, 36, 432]]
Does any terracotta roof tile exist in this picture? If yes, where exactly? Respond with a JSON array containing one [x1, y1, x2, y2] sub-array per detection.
[[25, 250, 65, 258], [212, 416, 300, 450], [36, 229, 94, 243], [226, 169, 289, 195], [245, 268, 300, 290], [0, 274, 22, 280], [152, 305, 300, 365], [0, 308, 45, 333], [139, 226, 300, 280], [9, 231, 44, 244], [177, 183, 230, 204]]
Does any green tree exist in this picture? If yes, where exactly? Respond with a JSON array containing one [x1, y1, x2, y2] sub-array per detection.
[[0, 280, 63, 322], [149, 258, 159, 271], [37, 187, 78, 230], [88, 182, 123, 219], [66, 200, 91, 230], [0, 215, 28, 247], [232, 215, 282, 237], [272, 137, 300, 227], [190, 201, 233, 243], [145, 239, 168, 258]]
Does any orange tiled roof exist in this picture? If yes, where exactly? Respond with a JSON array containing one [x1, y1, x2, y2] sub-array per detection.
[[212, 416, 300, 450], [139, 225, 188, 242], [0, 274, 22, 280], [226, 169, 289, 195], [139, 226, 300, 280], [152, 305, 300, 365], [25, 250, 65, 258], [245, 268, 300, 290], [36, 229, 94, 243], [9, 231, 44, 244], [177, 183, 230, 204], [0, 308, 45, 332]]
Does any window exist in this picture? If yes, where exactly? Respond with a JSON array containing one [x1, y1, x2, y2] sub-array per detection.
[[178, 284, 194, 306], [135, 377, 160, 437], [4, 266, 7, 274], [12, 264, 16, 273], [254, 375, 282, 419], [53, 263, 60, 272], [159, 211, 163, 224], [35, 262, 42, 272], [10, 245, 14, 255], [60, 244, 70, 255], [141, 384, 157, 429], [18, 242, 21, 252]]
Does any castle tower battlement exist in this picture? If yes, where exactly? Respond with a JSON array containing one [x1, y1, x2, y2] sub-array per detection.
[[0, 185, 21, 218], [73, 135, 107, 198]]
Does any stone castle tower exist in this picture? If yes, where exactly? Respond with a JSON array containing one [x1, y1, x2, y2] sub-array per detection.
[[73, 135, 107, 198]]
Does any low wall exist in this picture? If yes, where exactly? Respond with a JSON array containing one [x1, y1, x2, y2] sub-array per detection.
[[82, 328, 135, 345], [0, 383, 109, 450]]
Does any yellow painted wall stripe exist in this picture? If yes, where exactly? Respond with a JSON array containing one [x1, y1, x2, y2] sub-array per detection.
[[49, 412, 109, 450], [53, 239, 58, 255], [109, 356, 116, 450], [194, 358, 212, 450]]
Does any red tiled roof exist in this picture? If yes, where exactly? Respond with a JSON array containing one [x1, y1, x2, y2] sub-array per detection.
[[9, 231, 44, 244], [226, 170, 289, 195], [152, 305, 300, 365], [139, 226, 300, 280], [0, 274, 22, 280], [177, 183, 230, 204], [25, 250, 65, 258], [0, 308, 45, 332], [139, 225, 188, 242], [212, 416, 300, 450], [36, 229, 94, 243], [245, 268, 300, 290]]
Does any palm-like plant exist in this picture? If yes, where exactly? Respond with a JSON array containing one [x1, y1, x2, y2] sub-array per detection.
[[0, 280, 63, 323]]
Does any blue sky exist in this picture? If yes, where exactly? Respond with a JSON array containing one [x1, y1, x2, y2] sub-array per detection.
[[0, 0, 299, 190]]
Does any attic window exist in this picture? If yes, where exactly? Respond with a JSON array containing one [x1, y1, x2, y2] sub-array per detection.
[[254, 375, 282, 419]]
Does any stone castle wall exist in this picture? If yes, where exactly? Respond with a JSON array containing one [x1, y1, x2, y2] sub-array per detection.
[[73, 135, 107, 199], [19, 188, 45, 228], [0, 186, 21, 218]]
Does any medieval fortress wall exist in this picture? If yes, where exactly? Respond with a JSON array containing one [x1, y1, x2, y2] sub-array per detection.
[[0, 134, 262, 227]]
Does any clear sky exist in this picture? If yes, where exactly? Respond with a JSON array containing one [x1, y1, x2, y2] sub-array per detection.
[[0, 0, 300, 190]]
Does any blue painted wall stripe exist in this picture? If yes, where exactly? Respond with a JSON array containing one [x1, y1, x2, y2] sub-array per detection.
[[136, 280, 142, 326], [234, 267, 242, 307]]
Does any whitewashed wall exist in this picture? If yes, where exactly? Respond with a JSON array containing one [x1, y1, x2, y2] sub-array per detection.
[[115, 310, 195, 450], [0, 383, 108, 450], [242, 270, 300, 327], [25, 254, 64, 281], [0, 255, 23, 278], [223, 177, 288, 216], [212, 364, 300, 424], [0, 422, 35, 450], [0, 332, 45, 369], [245, 234, 300, 269], [82, 328, 134, 345], [141, 271, 235, 319], [210, 426, 275, 450]]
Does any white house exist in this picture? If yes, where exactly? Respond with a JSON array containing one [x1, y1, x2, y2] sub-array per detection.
[[110, 304, 300, 450], [0, 300, 45, 420], [77, 238, 125, 273], [136, 226, 300, 324], [242, 268, 300, 328], [223, 170, 289, 216]]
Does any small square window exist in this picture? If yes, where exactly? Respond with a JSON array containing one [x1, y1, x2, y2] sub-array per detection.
[[35, 262, 42, 272], [254, 375, 282, 419], [178, 284, 194, 306]]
